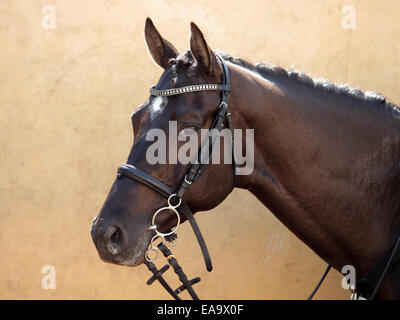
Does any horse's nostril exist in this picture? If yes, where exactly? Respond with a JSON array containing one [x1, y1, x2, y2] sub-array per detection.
[[111, 227, 121, 245], [105, 225, 123, 256]]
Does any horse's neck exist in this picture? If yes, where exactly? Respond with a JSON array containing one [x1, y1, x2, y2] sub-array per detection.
[[230, 63, 400, 275]]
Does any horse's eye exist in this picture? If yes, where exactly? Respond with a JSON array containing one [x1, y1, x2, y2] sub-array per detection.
[[178, 126, 198, 138]]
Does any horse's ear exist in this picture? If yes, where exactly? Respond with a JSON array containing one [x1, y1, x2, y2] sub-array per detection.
[[190, 22, 219, 74], [144, 18, 178, 69]]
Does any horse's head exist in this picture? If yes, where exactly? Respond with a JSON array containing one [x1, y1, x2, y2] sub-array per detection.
[[91, 18, 235, 267]]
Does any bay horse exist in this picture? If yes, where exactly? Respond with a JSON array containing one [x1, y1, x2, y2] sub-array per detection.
[[91, 18, 400, 299]]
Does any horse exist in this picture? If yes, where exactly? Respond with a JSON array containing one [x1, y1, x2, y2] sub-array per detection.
[[91, 18, 400, 299]]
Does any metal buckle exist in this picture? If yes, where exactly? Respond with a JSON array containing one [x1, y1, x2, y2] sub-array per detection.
[[184, 174, 193, 185], [219, 101, 228, 110]]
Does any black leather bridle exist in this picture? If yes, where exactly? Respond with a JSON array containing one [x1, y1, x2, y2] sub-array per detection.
[[116, 54, 235, 299]]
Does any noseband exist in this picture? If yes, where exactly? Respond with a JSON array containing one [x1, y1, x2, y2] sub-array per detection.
[[116, 54, 235, 299]]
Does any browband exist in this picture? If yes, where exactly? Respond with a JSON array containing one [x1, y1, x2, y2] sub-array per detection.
[[150, 83, 230, 97]]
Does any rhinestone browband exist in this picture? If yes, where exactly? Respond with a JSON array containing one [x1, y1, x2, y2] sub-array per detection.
[[150, 84, 229, 97]]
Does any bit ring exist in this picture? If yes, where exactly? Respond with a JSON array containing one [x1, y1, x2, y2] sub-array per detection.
[[151, 206, 180, 237], [145, 246, 159, 262]]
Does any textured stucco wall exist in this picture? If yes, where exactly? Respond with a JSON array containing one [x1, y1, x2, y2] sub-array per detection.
[[1, 0, 399, 299]]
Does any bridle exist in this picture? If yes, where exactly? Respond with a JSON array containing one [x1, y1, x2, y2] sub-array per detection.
[[116, 53, 235, 299]]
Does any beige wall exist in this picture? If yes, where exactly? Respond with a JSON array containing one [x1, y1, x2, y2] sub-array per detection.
[[1, 0, 399, 299]]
